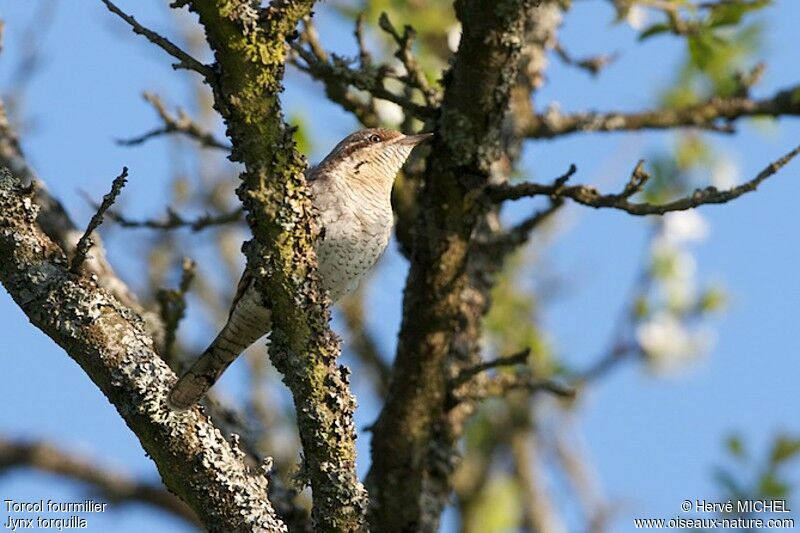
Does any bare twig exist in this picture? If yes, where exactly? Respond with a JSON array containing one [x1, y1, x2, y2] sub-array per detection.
[[89, 199, 243, 232], [354, 13, 372, 68], [488, 145, 800, 215], [378, 13, 440, 105], [525, 85, 800, 138], [157, 257, 196, 367], [577, 234, 656, 384], [0, 436, 198, 525], [70, 167, 128, 273], [100, 0, 212, 78], [290, 20, 380, 127], [293, 45, 434, 119], [485, 163, 577, 202], [553, 42, 617, 77], [451, 347, 531, 387], [118, 93, 230, 150], [456, 373, 576, 401], [3, 1, 58, 118], [290, 23, 436, 121]]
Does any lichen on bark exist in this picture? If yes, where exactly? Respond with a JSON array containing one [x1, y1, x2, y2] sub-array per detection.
[[0, 168, 286, 532]]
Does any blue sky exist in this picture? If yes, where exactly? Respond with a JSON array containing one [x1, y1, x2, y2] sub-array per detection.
[[0, 1, 798, 532]]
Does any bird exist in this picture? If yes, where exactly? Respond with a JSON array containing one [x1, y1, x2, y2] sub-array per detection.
[[167, 128, 432, 411]]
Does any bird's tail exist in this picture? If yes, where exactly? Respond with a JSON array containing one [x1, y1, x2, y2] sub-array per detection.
[[167, 286, 270, 411]]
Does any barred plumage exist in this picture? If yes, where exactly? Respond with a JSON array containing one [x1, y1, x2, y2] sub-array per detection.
[[167, 129, 432, 410]]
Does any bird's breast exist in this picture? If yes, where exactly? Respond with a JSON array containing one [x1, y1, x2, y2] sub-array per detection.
[[315, 203, 393, 301]]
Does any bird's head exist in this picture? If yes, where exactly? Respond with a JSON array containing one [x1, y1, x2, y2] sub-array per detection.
[[314, 128, 432, 193]]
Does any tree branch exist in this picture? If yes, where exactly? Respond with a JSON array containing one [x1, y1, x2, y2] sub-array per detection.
[[524, 85, 800, 138], [453, 373, 576, 402], [290, 20, 437, 122], [450, 347, 531, 387], [553, 41, 617, 77], [70, 167, 128, 273], [117, 93, 230, 151], [289, 19, 380, 127], [488, 145, 800, 215], [377, 13, 441, 106], [0, 436, 198, 526], [480, 198, 564, 255], [367, 1, 544, 530], [176, 0, 368, 529], [100, 204, 244, 232], [156, 257, 196, 368], [100, 0, 212, 78], [0, 169, 286, 531]]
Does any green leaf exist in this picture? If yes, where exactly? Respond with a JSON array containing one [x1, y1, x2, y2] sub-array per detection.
[[463, 476, 523, 533], [725, 434, 747, 460], [708, 0, 771, 28], [687, 32, 719, 70], [287, 113, 313, 155], [769, 435, 800, 465], [639, 23, 672, 41], [758, 470, 789, 498], [698, 286, 728, 314]]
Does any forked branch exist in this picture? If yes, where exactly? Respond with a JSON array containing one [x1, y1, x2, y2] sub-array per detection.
[[488, 145, 800, 215]]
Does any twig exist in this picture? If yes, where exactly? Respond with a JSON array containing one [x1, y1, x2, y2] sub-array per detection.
[[292, 44, 435, 119], [290, 23, 436, 121], [1, 100, 164, 342], [553, 42, 617, 77], [354, 14, 372, 68], [525, 84, 800, 139], [456, 373, 576, 401], [451, 347, 531, 387], [578, 234, 656, 384], [70, 167, 128, 273], [488, 145, 800, 215], [100, 0, 212, 79], [0, 436, 198, 525], [486, 164, 577, 202], [93, 201, 243, 232], [157, 257, 196, 368], [290, 20, 380, 127], [118, 93, 230, 150], [378, 12, 440, 105]]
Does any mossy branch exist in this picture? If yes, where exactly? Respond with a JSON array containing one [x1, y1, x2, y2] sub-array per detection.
[[177, 1, 368, 530]]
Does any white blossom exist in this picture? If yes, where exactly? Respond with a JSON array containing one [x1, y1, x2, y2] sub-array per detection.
[[663, 276, 696, 311], [662, 210, 710, 244], [636, 313, 715, 374], [626, 5, 649, 30], [652, 239, 697, 276]]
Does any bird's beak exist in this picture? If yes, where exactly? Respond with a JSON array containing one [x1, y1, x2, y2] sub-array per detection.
[[397, 132, 434, 147]]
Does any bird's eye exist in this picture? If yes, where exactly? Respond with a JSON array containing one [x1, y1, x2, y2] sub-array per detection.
[[368, 134, 382, 143]]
